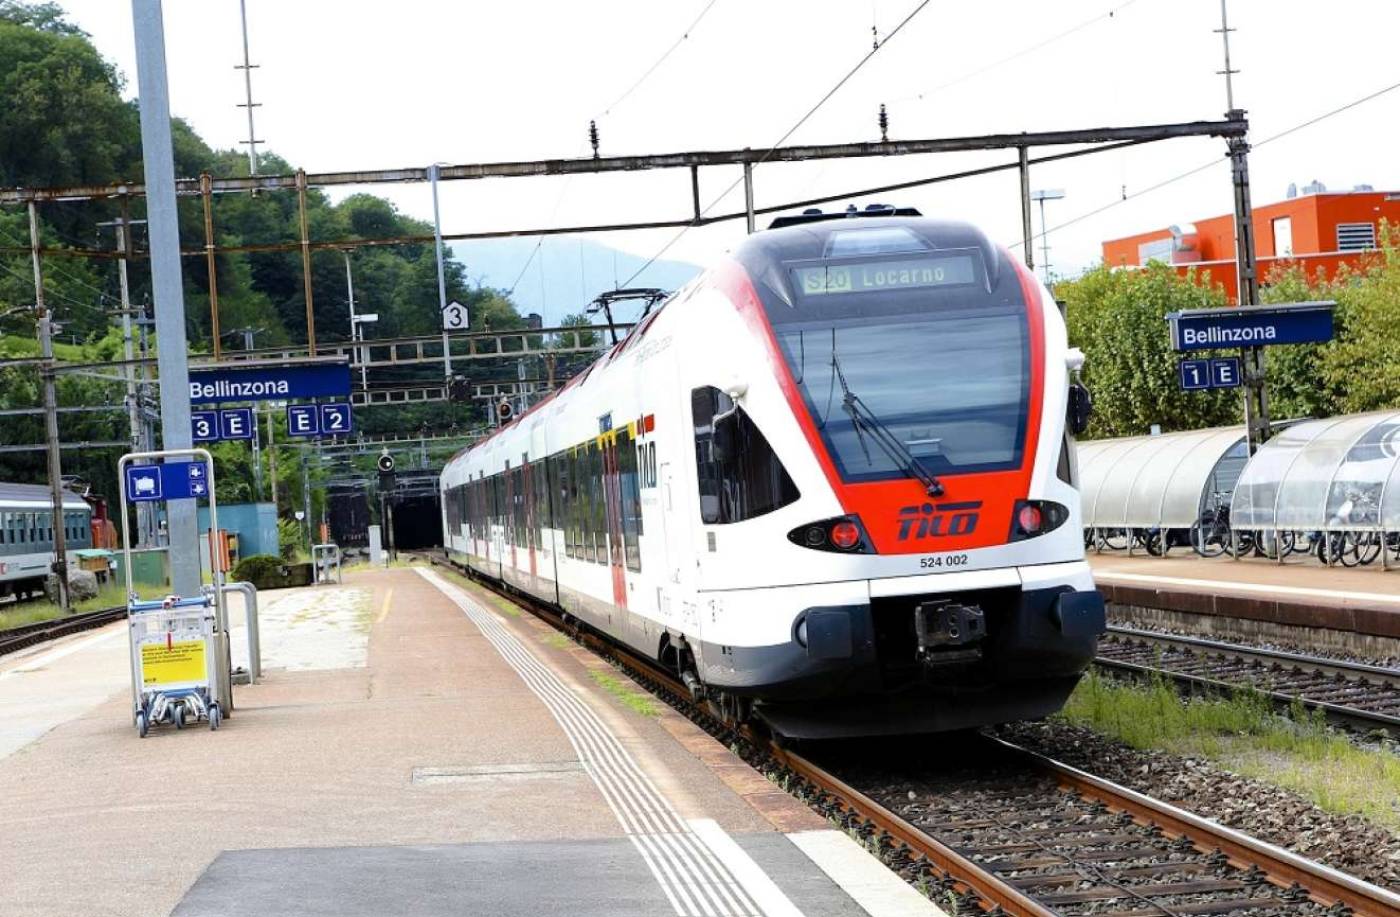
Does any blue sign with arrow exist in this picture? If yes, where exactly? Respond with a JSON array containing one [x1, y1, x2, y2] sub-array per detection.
[[124, 460, 211, 503]]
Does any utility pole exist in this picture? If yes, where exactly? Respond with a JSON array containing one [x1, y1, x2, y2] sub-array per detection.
[[133, 0, 199, 596], [429, 164, 451, 378], [97, 204, 148, 458], [1030, 189, 1065, 286], [30, 202, 68, 612], [1216, 0, 1267, 452], [235, 0, 261, 176], [1017, 147, 1034, 272], [341, 249, 368, 390]]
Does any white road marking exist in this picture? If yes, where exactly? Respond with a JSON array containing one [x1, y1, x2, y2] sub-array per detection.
[[0, 625, 126, 681], [787, 830, 948, 917], [419, 568, 769, 917], [689, 819, 804, 917], [1095, 570, 1400, 605]]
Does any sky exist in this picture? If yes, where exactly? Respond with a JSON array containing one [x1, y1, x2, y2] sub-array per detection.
[[52, 0, 1400, 321]]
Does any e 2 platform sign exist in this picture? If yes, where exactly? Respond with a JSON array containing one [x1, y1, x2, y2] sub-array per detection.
[[124, 460, 210, 503], [1167, 301, 1335, 352], [286, 402, 354, 438], [1179, 357, 1242, 391]]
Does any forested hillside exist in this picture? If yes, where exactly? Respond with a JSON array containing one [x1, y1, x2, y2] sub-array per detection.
[[0, 1, 544, 503]]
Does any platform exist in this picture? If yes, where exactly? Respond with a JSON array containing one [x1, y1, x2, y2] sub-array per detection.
[[0, 564, 939, 917], [1090, 553, 1400, 650]]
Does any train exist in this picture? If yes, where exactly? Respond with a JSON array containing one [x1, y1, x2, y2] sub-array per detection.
[[441, 208, 1105, 738], [0, 482, 94, 601]]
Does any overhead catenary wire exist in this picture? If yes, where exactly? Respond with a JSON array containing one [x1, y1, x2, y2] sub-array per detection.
[[1017, 74, 1400, 250], [623, 0, 935, 287]]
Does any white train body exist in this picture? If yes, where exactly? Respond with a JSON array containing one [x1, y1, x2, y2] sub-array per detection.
[[442, 213, 1103, 737], [0, 483, 93, 599]]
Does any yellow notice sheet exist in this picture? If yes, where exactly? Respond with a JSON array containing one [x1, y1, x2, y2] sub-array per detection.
[[141, 639, 206, 686]]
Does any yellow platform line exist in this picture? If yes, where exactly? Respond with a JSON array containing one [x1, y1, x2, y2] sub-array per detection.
[[375, 588, 393, 624]]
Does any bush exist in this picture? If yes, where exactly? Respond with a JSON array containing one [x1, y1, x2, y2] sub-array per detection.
[[232, 554, 283, 585]]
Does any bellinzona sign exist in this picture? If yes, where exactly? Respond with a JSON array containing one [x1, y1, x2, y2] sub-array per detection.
[[187, 361, 351, 403], [1166, 301, 1335, 352]]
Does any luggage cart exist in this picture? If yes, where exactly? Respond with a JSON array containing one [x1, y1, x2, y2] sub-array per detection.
[[117, 448, 231, 738], [128, 594, 222, 736]]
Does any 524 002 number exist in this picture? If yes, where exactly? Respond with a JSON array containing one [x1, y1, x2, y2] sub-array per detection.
[[920, 553, 969, 569]]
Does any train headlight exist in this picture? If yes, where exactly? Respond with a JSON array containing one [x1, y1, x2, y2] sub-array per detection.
[[787, 515, 873, 553], [1010, 500, 1069, 540]]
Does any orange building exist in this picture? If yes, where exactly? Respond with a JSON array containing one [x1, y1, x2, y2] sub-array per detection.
[[1101, 185, 1400, 302]]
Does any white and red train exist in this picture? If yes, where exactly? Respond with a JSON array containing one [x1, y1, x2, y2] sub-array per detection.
[[441, 210, 1104, 738]]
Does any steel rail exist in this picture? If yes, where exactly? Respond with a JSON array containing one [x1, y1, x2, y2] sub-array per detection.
[[0, 605, 126, 656], [1097, 626, 1400, 734], [424, 552, 1397, 916], [986, 735, 1400, 917]]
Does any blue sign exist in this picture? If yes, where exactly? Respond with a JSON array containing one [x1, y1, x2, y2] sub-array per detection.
[[124, 461, 210, 503], [319, 402, 353, 436], [1210, 357, 1241, 389], [188, 361, 350, 404], [191, 410, 219, 442], [220, 408, 255, 441], [1179, 359, 1210, 391], [1167, 301, 1334, 352], [286, 404, 320, 437], [1179, 357, 1243, 392]]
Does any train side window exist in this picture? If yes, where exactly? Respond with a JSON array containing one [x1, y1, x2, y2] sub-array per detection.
[[588, 444, 603, 564], [690, 386, 800, 524], [1056, 434, 1075, 487], [617, 428, 642, 572]]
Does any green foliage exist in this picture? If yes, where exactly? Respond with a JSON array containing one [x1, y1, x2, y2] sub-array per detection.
[[1059, 262, 1238, 437], [230, 553, 283, 584], [276, 517, 303, 560]]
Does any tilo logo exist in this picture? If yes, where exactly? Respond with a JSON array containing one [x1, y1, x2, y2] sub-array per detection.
[[897, 501, 982, 540]]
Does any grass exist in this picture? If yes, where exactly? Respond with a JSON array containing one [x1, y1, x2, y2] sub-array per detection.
[[1062, 670, 1400, 830], [589, 668, 659, 718], [0, 581, 133, 632], [545, 632, 573, 650]]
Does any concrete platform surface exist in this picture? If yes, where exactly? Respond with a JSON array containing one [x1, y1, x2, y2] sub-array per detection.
[[0, 563, 941, 917]]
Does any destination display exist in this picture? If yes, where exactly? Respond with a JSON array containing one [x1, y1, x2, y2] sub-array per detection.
[[1167, 301, 1335, 352], [794, 254, 976, 297]]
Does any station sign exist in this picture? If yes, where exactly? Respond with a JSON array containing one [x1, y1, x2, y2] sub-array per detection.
[[1166, 301, 1334, 352], [191, 408, 255, 443], [124, 460, 211, 503], [442, 300, 469, 331], [286, 402, 354, 438], [1178, 357, 1241, 392], [188, 361, 350, 404]]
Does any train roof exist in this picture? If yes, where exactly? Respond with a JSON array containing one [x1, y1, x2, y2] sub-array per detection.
[[0, 482, 90, 510]]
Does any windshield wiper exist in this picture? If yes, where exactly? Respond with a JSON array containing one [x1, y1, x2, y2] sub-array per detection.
[[830, 343, 945, 497]]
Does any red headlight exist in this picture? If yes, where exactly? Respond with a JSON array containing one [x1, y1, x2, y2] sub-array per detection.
[[1016, 504, 1043, 534], [830, 521, 861, 550]]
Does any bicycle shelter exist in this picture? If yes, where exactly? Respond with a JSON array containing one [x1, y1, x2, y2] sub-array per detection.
[[1230, 411, 1400, 563], [1078, 427, 1248, 547]]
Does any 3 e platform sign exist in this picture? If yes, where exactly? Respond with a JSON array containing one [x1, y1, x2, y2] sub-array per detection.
[[139, 636, 208, 687]]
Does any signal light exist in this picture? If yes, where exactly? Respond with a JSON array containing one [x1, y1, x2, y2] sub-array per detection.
[[787, 515, 872, 553], [1010, 500, 1069, 540], [830, 521, 861, 550]]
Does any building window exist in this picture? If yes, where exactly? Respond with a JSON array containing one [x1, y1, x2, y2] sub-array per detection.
[[1272, 217, 1293, 257], [691, 386, 800, 525], [1337, 222, 1376, 252]]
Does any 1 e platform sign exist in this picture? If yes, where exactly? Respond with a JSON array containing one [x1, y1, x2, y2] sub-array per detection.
[[1179, 357, 1241, 391]]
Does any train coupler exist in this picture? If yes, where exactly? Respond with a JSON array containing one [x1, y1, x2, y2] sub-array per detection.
[[914, 600, 985, 666]]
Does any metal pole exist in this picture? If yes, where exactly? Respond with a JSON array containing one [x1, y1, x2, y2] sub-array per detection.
[[343, 249, 366, 390], [200, 172, 221, 360], [301, 451, 312, 553], [1018, 147, 1034, 272], [266, 407, 278, 506], [1227, 110, 1267, 453], [115, 206, 140, 455], [1038, 197, 1051, 284], [430, 163, 452, 378], [235, 0, 260, 176], [30, 202, 69, 612], [742, 161, 755, 234], [132, 0, 199, 595], [296, 169, 316, 355]]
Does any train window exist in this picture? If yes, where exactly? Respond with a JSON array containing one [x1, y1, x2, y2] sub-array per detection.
[[585, 444, 601, 563], [533, 459, 547, 551], [617, 429, 642, 572], [1057, 435, 1074, 487], [691, 386, 800, 525]]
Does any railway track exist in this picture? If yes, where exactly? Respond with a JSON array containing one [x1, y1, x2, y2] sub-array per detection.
[[428, 554, 1400, 916], [0, 606, 126, 657], [1096, 626, 1400, 735]]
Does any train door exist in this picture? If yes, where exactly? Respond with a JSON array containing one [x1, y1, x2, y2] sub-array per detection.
[[602, 438, 628, 609], [523, 452, 537, 583]]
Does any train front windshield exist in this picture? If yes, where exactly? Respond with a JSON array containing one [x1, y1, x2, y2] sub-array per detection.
[[768, 245, 1030, 482]]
